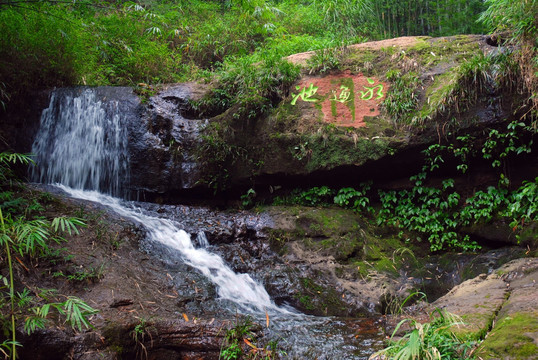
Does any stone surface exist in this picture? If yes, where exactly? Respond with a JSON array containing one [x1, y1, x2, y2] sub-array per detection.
[[476, 258, 538, 359], [419, 257, 538, 359], [127, 83, 209, 197]]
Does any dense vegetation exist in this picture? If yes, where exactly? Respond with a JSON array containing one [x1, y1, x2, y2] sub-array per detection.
[[0, 0, 535, 250], [0, 0, 490, 110]]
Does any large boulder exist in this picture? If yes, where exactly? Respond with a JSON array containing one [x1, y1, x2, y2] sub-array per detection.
[[195, 35, 517, 192]]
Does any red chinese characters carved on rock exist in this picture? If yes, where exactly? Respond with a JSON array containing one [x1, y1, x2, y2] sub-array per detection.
[[290, 71, 388, 128]]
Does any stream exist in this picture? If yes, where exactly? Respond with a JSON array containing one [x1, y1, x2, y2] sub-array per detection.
[[31, 87, 386, 359], [29, 87, 527, 359]]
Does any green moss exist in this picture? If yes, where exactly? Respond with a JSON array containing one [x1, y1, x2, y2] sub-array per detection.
[[305, 134, 391, 171], [301, 278, 324, 292], [294, 207, 365, 260], [406, 37, 478, 69], [352, 260, 371, 278], [298, 295, 315, 311], [373, 258, 399, 277], [477, 313, 538, 359], [417, 70, 459, 121], [108, 345, 124, 355], [457, 314, 492, 341], [295, 277, 349, 316]]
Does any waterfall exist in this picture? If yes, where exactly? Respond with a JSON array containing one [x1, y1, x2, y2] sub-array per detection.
[[30, 87, 388, 359], [31, 88, 129, 197], [32, 87, 286, 314]]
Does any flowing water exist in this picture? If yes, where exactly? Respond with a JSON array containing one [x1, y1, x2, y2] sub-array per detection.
[[31, 88, 130, 197], [31, 87, 385, 358]]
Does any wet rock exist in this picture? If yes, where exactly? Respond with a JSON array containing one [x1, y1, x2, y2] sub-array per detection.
[[128, 83, 208, 197], [17, 327, 112, 360], [461, 218, 517, 246]]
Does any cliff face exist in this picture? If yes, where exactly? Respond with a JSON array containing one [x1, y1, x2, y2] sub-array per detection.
[[0, 35, 528, 199]]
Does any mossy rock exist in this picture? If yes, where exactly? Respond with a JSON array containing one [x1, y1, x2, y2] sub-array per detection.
[[195, 35, 509, 190], [294, 277, 350, 316], [476, 312, 538, 359], [268, 206, 366, 261], [266, 205, 416, 278]]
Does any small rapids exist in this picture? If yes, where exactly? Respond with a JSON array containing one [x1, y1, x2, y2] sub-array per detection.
[[53, 185, 385, 359], [57, 185, 285, 314]]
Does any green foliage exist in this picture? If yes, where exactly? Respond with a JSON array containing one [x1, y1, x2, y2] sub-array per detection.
[[370, 308, 477, 360], [316, 0, 375, 36], [0, 0, 379, 107], [374, 0, 485, 38], [271, 115, 537, 252], [51, 216, 85, 236], [480, 0, 538, 115], [482, 121, 534, 169], [220, 316, 254, 360], [379, 117, 538, 250], [0, 153, 96, 359], [306, 44, 346, 75], [459, 185, 509, 225], [0, 153, 33, 184], [506, 177, 538, 232], [24, 296, 98, 334], [377, 174, 477, 252], [195, 53, 300, 119], [294, 186, 335, 207], [130, 317, 155, 359], [0, 2, 87, 99], [480, 0, 538, 41], [53, 263, 106, 283], [241, 188, 257, 209], [273, 186, 336, 207], [333, 184, 372, 213], [219, 316, 284, 360], [0, 0, 497, 115]]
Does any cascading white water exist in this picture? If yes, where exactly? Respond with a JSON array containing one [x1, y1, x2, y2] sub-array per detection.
[[32, 87, 287, 314], [57, 186, 285, 313], [196, 231, 210, 248], [31, 88, 129, 197]]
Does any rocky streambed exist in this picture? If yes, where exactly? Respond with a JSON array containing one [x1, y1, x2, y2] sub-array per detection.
[[13, 186, 537, 360]]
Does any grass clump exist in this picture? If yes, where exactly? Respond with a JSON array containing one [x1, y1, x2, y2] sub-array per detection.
[[414, 53, 495, 124], [480, 0, 538, 117], [193, 54, 300, 120], [370, 308, 477, 360], [382, 70, 421, 123]]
